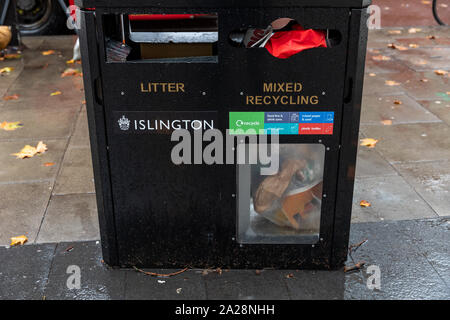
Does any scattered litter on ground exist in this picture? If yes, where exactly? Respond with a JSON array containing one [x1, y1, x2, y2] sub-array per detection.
[[133, 266, 188, 278], [10, 235, 28, 246]]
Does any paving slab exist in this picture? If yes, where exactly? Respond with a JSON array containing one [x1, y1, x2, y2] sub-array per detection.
[[355, 145, 398, 178], [0, 243, 56, 300], [44, 241, 126, 300], [36, 194, 99, 243], [53, 146, 95, 195], [419, 99, 450, 125], [0, 108, 78, 141], [21, 36, 45, 50], [361, 93, 441, 125], [0, 139, 67, 183], [393, 160, 450, 217], [70, 108, 91, 148], [361, 122, 450, 163], [204, 270, 290, 300], [365, 49, 410, 74], [377, 70, 450, 101], [0, 181, 53, 245], [284, 269, 374, 300], [125, 269, 207, 300], [352, 175, 437, 222], [349, 220, 450, 299], [362, 73, 405, 96]]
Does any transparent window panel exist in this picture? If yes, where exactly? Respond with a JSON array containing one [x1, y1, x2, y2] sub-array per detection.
[[237, 144, 325, 244]]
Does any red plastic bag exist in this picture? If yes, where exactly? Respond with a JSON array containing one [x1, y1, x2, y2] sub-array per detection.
[[265, 25, 327, 59]]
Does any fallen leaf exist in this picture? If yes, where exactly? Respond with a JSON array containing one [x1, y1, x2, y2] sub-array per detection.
[[434, 70, 448, 76], [421, 0, 431, 4], [381, 119, 393, 125], [11, 141, 47, 159], [409, 43, 419, 48], [360, 200, 371, 207], [393, 100, 402, 105], [413, 59, 429, 65], [387, 43, 408, 51], [41, 50, 55, 56], [3, 94, 19, 101], [176, 288, 182, 294], [61, 68, 82, 77], [4, 53, 22, 59], [0, 67, 14, 74], [408, 28, 422, 34], [372, 55, 391, 61], [387, 30, 402, 35], [36, 141, 48, 154], [255, 270, 262, 275], [360, 138, 378, 148], [82, 100, 86, 105], [44, 162, 55, 167], [66, 59, 75, 64], [286, 273, 294, 278], [0, 121, 23, 131], [420, 78, 429, 82], [344, 261, 365, 273], [427, 35, 436, 40], [50, 91, 62, 96], [385, 80, 400, 86], [10, 235, 28, 246], [368, 73, 376, 77]]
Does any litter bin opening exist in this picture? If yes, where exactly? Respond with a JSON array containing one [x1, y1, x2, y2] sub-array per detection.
[[229, 18, 342, 59], [102, 13, 218, 63]]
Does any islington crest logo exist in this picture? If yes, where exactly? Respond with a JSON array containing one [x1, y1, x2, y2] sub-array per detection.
[[118, 115, 130, 131]]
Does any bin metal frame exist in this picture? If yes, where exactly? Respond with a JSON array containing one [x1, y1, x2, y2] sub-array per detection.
[[77, 0, 370, 269]]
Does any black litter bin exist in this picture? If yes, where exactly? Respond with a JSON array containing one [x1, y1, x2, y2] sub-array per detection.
[[76, 0, 370, 269]]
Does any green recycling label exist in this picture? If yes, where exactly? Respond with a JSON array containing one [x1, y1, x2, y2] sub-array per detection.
[[229, 112, 265, 133]]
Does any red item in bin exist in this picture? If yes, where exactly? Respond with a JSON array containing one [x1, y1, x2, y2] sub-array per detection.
[[265, 25, 327, 59]]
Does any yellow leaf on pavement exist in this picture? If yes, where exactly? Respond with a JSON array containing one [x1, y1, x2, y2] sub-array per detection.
[[61, 68, 82, 77], [0, 121, 23, 131], [36, 141, 48, 154], [381, 120, 392, 125], [0, 67, 14, 74], [372, 55, 391, 61], [385, 80, 400, 86], [360, 138, 378, 148], [360, 200, 371, 207], [41, 50, 55, 56], [10, 235, 28, 246], [50, 91, 62, 96], [11, 141, 47, 159]]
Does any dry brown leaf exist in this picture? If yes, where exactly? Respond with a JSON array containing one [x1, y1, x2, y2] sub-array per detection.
[[372, 55, 391, 61], [427, 35, 436, 40], [3, 94, 19, 101], [50, 91, 62, 96], [360, 200, 371, 207], [0, 121, 23, 131], [61, 68, 82, 77], [387, 30, 402, 35], [434, 70, 448, 76], [368, 73, 376, 77], [41, 50, 55, 56], [381, 119, 393, 125], [44, 162, 55, 167], [360, 138, 378, 148], [10, 235, 28, 246], [387, 43, 408, 51], [286, 273, 294, 278], [393, 100, 402, 105], [409, 43, 419, 48], [421, 0, 431, 4], [385, 80, 400, 86], [344, 262, 366, 273], [420, 78, 429, 83]]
